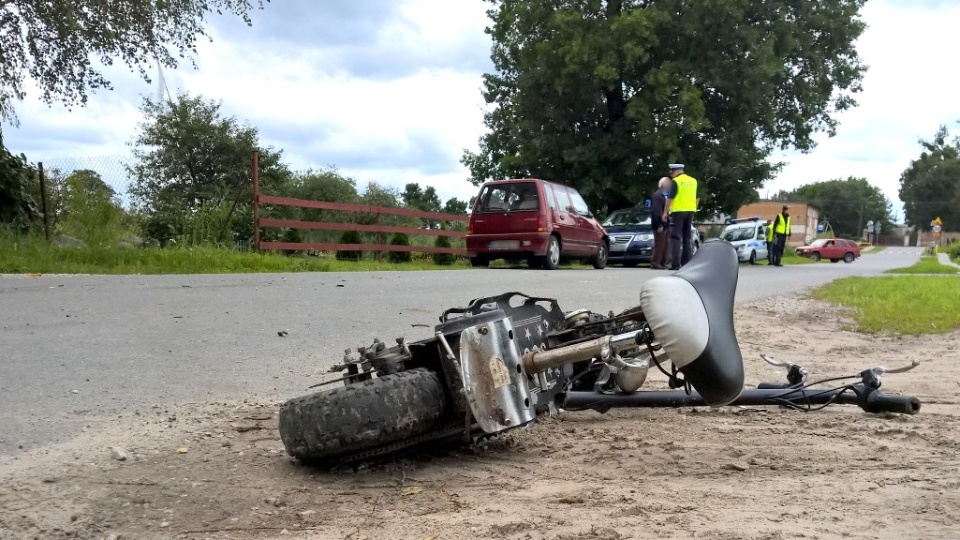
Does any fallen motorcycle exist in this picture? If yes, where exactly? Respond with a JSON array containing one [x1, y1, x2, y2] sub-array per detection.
[[278, 241, 920, 466]]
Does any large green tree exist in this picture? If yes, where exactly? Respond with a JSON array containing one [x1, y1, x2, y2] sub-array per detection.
[[128, 93, 287, 245], [782, 177, 891, 238], [464, 0, 867, 216], [0, 136, 38, 232], [0, 0, 265, 122], [899, 126, 960, 232]]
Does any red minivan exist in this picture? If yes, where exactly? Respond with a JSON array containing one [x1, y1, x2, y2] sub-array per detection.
[[466, 178, 609, 269]]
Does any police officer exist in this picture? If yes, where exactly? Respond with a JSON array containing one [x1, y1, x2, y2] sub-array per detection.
[[771, 204, 791, 266], [663, 163, 697, 270]]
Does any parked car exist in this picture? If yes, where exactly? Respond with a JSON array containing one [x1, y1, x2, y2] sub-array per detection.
[[795, 238, 861, 263], [603, 206, 699, 267], [466, 178, 609, 270], [720, 217, 768, 265]]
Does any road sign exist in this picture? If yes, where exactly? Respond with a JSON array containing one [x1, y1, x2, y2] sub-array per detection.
[[817, 223, 825, 233]]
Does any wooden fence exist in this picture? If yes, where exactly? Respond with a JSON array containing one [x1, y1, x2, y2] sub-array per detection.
[[251, 152, 469, 256]]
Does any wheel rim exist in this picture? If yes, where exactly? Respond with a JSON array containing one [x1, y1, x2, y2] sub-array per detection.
[[598, 244, 607, 264], [811, 253, 820, 261], [548, 238, 560, 266]]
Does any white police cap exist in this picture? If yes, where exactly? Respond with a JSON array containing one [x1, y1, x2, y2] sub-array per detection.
[[668, 163, 684, 170]]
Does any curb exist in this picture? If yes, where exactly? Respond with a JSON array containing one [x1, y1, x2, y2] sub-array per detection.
[[937, 253, 960, 269]]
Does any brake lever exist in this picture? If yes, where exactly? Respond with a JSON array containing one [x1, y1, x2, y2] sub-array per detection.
[[860, 360, 920, 388], [760, 354, 808, 386], [871, 360, 920, 375]]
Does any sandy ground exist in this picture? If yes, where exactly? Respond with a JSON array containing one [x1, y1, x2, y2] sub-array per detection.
[[1, 294, 959, 540]]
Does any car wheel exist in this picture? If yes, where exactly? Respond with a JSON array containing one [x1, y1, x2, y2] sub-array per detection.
[[591, 241, 608, 269], [843, 252, 855, 263], [470, 256, 489, 268], [810, 252, 821, 262], [748, 250, 757, 265], [541, 236, 560, 270]]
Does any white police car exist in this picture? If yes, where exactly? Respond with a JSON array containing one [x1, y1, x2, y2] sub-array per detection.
[[720, 217, 768, 265]]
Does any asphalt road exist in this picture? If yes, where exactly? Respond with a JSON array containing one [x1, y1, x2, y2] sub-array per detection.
[[0, 245, 924, 456]]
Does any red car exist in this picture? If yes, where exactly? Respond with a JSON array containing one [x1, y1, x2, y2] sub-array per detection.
[[795, 238, 861, 263], [466, 178, 609, 269]]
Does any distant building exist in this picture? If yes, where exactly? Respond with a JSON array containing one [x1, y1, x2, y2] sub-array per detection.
[[736, 201, 821, 244]]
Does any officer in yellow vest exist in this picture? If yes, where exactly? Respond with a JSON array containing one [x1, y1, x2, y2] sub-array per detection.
[[771, 204, 791, 266], [663, 163, 698, 270]]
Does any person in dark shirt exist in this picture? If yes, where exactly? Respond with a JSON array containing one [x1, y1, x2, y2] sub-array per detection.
[[649, 177, 672, 269]]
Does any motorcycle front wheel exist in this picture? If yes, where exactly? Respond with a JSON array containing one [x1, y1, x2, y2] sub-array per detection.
[[279, 368, 447, 463]]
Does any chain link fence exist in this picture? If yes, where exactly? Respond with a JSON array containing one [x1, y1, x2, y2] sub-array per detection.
[[38, 155, 135, 207]]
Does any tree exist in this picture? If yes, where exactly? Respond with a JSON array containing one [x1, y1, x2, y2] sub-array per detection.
[[401, 183, 442, 214], [57, 170, 131, 245], [442, 197, 469, 216], [128, 93, 287, 245], [464, 0, 867, 217], [288, 168, 360, 243], [899, 126, 960, 232], [0, 0, 265, 122], [783, 177, 891, 238], [0, 138, 38, 233]]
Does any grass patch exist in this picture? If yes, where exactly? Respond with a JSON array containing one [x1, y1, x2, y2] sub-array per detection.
[[810, 275, 960, 335], [884, 257, 960, 275], [865, 245, 886, 254], [781, 249, 815, 265], [0, 235, 471, 274]]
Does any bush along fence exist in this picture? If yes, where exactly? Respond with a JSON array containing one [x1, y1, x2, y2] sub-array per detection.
[[251, 152, 468, 260]]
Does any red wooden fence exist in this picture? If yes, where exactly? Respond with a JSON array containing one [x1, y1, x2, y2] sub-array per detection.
[[252, 152, 469, 255]]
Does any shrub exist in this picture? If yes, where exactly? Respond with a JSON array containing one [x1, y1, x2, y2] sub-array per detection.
[[432, 230, 455, 266], [336, 230, 364, 261], [387, 233, 411, 263]]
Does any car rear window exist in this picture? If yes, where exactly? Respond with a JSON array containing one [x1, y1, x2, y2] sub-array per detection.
[[475, 182, 540, 212]]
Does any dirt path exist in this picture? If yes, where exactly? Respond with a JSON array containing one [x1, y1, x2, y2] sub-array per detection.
[[1, 295, 958, 540]]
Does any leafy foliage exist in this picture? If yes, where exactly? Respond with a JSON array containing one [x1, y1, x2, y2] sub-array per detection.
[[129, 94, 288, 245], [464, 0, 867, 216], [0, 0, 265, 122], [899, 126, 960, 232], [336, 230, 364, 261], [56, 170, 133, 245], [432, 227, 455, 266], [781, 177, 891, 238], [0, 137, 39, 233], [387, 234, 412, 263]]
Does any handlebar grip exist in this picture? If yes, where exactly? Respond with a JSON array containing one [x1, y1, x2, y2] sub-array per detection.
[[862, 391, 921, 415]]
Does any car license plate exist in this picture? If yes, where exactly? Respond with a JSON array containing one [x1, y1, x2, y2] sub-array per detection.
[[489, 240, 520, 250]]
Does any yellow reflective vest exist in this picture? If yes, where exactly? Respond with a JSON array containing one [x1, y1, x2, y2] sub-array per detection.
[[671, 173, 698, 213], [773, 213, 791, 235], [765, 224, 774, 242]]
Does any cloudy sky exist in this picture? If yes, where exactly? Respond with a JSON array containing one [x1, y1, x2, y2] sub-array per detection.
[[4, 0, 959, 221]]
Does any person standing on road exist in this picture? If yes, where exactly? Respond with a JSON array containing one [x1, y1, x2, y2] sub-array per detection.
[[765, 219, 775, 265], [663, 163, 697, 270], [771, 205, 791, 266], [650, 177, 671, 269]]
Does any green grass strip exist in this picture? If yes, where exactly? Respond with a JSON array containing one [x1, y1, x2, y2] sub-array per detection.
[[811, 275, 960, 335], [884, 257, 960, 275]]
